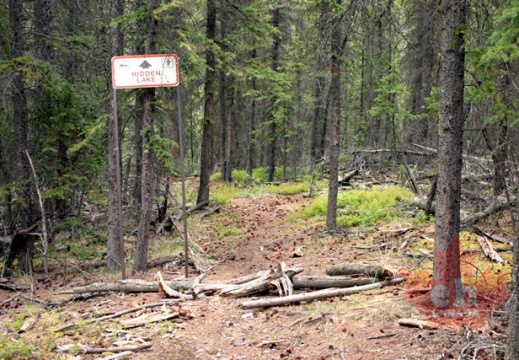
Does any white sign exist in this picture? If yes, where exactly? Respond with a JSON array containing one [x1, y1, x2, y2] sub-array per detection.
[[111, 54, 179, 89]]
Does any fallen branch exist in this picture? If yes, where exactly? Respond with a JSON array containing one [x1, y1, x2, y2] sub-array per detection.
[[240, 277, 404, 309], [292, 276, 375, 289], [56, 342, 152, 355], [58, 278, 194, 295], [325, 263, 393, 278], [120, 309, 183, 329], [476, 235, 504, 265], [472, 226, 512, 245], [461, 194, 517, 228], [156, 271, 193, 300], [220, 263, 302, 298], [55, 300, 181, 332], [397, 318, 440, 330]]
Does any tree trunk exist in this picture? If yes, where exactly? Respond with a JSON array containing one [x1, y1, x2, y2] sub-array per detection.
[[326, 2, 342, 231], [107, 0, 124, 273], [431, 0, 467, 309], [310, 0, 329, 170], [408, 0, 436, 146], [135, 0, 158, 273], [9, 0, 33, 231], [267, 6, 281, 183], [506, 208, 519, 359], [245, 49, 257, 186], [197, 0, 217, 206]]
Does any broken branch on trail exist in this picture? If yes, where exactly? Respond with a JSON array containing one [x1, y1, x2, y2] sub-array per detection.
[[240, 277, 404, 309], [325, 263, 394, 278], [292, 275, 375, 289], [55, 300, 182, 332], [58, 278, 194, 295], [56, 342, 152, 355]]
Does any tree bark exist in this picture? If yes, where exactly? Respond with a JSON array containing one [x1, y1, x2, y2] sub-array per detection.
[[245, 48, 257, 186], [506, 209, 519, 359], [135, 0, 159, 273], [197, 0, 217, 206], [267, 6, 282, 183], [310, 0, 329, 169], [432, 0, 467, 309], [9, 0, 32, 230], [107, 0, 124, 273], [326, 2, 342, 231]]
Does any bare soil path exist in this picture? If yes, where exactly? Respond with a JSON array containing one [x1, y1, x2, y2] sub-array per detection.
[[0, 192, 506, 359]]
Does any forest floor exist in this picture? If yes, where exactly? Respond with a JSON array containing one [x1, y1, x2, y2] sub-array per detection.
[[0, 185, 513, 359]]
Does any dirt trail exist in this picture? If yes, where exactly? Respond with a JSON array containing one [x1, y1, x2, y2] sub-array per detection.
[[0, 193, 503, 359]]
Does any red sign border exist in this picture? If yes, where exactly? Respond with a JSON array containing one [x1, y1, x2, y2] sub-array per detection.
[[111, 54, 179, 89]]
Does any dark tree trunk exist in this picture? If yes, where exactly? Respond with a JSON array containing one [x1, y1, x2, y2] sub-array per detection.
[[267, 6, 281, 183], [9, 0, 32, 230], [135, 0, 158, 273], [197, 0, 217, 206], [107, 0, 124, 273], [326, 2, 342, 231], [408, 0, 436, 146], [245, 49, 257, 186], [432, 0, 466, 309], [310, 0, 329, 170], [507, 208, 519, 359]]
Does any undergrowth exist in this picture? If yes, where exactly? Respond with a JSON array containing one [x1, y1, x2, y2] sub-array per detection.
[[298, 186, 415, 227]]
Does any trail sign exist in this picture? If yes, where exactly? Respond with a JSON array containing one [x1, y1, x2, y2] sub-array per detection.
[[111, 54, 179, 89]]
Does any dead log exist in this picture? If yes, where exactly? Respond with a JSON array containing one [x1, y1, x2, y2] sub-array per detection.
[[338, 169, 358, 185], [475, 235, 504, 265], [219, 263, 303, 298], [120, 310, 183, 329], [56, 342, 152, 355], [410, 197, 436, 214], [461, 194, 517, 228], [240, 277, 404, 309], [473, 226, 512, 245], [397, 318, 440, 330], [55, 300, 182, 332], [292, 276, 374, 289], [325, 263, 393, 278], [156, 271, 193, 300], [58, 278, 194, 295]]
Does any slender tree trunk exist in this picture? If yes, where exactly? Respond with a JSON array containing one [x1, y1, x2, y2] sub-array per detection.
[[310, 0, 329, 171], [507, 203, 519, 359], [326, 2, 342, 231], [267, 6, 281, 183], [431, 0, 467, 309], [197, 0, 216, 206], [107, 0, 124, 272], [134, 0, 158, 273], [409, 0, 435, 146], [9, 0, 32, 229], [245, 50, 257, 186]]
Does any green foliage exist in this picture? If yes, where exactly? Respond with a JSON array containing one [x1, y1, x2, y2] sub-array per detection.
[[265, 182, 308, 195], [300, 186, 414, 227], [0, 337, 34, 360], [212, 223, 244, 238], [368, 60, 416, 126], [210, 181, 246, 205]]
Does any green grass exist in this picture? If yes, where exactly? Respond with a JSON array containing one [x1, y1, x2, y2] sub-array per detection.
[[210, 181, 246, 205], [299, 186, 414, 227]]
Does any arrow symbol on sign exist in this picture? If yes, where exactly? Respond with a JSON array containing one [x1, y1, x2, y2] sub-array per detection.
[[139, 60, 152, 69]]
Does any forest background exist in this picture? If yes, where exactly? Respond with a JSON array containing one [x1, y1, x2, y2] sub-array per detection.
[[0, 0, 519, 356]]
